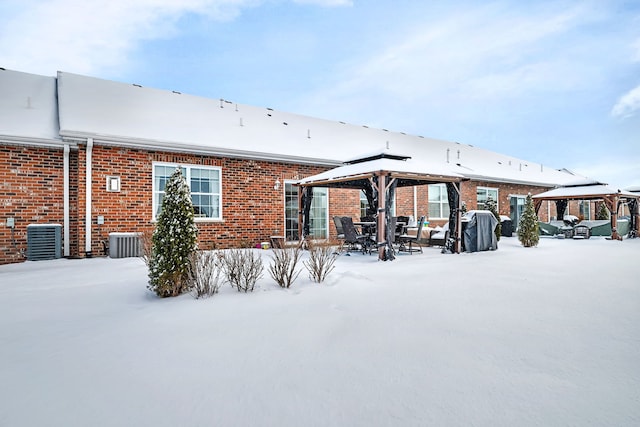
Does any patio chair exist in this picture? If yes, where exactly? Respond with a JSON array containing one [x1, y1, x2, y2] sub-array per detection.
[[397, 216, 425, 254], [429, 222, 449, 247], [332, 216, 346, 251], [341, 216, 374, 254]]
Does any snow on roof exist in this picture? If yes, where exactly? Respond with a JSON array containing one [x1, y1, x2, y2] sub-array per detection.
[[532, 183, 640, 200], [0, 69, 60, 145], [3, 69, 583, 186], [625, 185, 640, 193], [297, 157, 463, 186], [561, 178, 607, 187]]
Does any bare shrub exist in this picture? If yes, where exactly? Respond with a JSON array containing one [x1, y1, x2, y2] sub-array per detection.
[[139, 227, 154, 266], [268, 245, 303, 288], [304, 240, 338, 283], [189, 251, 223, 299], [221, 249, 264, 292]]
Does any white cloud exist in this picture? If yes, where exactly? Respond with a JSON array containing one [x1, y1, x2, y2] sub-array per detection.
[[0, 0, 260, 76], [301, 3, 592, 124], [611, 84, 640, 119]]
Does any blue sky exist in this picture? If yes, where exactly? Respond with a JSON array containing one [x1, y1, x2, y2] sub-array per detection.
[[2, 0, 639, 187]]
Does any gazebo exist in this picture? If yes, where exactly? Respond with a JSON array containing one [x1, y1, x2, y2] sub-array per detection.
[[296, 151, 466, 260], [532, 179, 640, 240]]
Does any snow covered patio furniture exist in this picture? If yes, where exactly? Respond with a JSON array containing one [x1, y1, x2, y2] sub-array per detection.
[[429, 223, 449, 248], [573, 224, 590, 239], [397, 216, 425, 254]]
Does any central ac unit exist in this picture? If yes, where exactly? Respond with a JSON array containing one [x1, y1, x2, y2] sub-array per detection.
[[109, 232, 141, 258], [27, 224, 62, 261]]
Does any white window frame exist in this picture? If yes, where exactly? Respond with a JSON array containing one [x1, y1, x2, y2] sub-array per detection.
[[152, 162, 222, 222], [428, 184, 449, 219], [283, 182, 328, 240], [477, 186, 499, 210]]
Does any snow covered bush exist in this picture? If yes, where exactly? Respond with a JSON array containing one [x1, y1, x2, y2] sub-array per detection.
[[221, 249, 263, 292], [268, 245, 303, 288], [518, 193, 539, 247], [189, 251, 223, 299], [304, 241, 338, 283], [483, 198, 501, 242], [147, 168, 198, 297]]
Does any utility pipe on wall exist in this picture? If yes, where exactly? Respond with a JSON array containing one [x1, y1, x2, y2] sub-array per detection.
[[63, 144, 70, 257], [85, 138, 93, 256]]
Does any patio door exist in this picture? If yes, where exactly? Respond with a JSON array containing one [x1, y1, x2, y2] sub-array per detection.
[[284, 183, 328, 241], [510, 196, 526, 230]]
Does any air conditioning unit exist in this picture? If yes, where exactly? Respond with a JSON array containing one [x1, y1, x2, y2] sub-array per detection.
[[27, 224, 62, 261], [109, 232, 141, 258]]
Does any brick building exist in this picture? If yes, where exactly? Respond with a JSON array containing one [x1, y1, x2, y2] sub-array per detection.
[[1, 68, 585, 265]]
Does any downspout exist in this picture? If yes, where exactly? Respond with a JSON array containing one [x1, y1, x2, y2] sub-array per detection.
[[85, 138, 93, 256], [63, 144, 70, 257]]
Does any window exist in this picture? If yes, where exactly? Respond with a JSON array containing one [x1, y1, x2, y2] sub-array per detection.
[[579, 200, 591, 220], [428, 184, 450, 219], [360, 190, 369, 219], [360, 189, 395, 219], [153, 163, 221, 220], [284, 183, 328, 240], [477, 187, 498, 210]]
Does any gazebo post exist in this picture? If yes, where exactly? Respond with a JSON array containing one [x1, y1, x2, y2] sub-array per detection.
[[603, 195, 620, 240], [376, 172, 387, 261], [455, 182, 462, 254]]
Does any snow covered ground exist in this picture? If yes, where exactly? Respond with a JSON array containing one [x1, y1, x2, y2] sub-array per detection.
[[1, 236, 639, 427]]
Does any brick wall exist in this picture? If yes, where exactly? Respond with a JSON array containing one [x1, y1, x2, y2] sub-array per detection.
[[0, 141, 581, 265], [0, 145, 65, 264], [81, 145, 330, 254]]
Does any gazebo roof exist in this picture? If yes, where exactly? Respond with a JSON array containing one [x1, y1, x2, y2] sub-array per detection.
[[297, 152, 464, 188], [532, 179, 639, 201]]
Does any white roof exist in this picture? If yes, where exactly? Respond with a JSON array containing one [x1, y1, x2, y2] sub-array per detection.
[[2, 69, 584, 186], [0, 69, 60, 145], [297, 156, 464, 186], [532, 183, 639, 200]]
